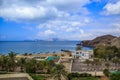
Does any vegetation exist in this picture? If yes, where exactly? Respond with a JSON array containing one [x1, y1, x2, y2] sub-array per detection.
[[67, 73, 98, 80], [0, 51, 17, 72], [0, 48, 120, 80], [71, 77, 98, 80], [92, 58, 101, 77], [103, 69, 110, 77], [84, 59, 91, 66], [110, 72, 120, 80], [30, 74, 45, 80], [18, 58, 26, 72], [51, 64, 67, 80], [61, 54, 65, 57], [105, 62, 110, 69], [94, 45, 120, 61]]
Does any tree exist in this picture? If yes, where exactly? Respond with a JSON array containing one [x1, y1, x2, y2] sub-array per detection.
[[93, 45, 120, 61], [92, 58, 101, 77], [103, 69, 110, 77], [112, 58, 119, 69], [105, 62, 110, 70], [84, 59, 91, 66], [51, 64, 67, 80], [8, 51, 16, 71], [41, 60, 48, 77], [110, 73, 120, 80], [0, 55, 9, 71], [18, 58, 26, 72], [25, 59, 37, 73]]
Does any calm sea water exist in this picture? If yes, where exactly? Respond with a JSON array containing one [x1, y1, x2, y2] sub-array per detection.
[[0, 41, 92, 54]]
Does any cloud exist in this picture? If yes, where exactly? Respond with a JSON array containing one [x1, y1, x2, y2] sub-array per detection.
[[102, 1, 120, 15], [46, 0, 90, 13], [0, 6, 65, 22], [44, 29, 56, 36], [0, 0, 120, 40], [0, 0, 92, 22]]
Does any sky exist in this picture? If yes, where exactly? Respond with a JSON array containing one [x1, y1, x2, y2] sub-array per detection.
[[0, 0, 120, 41]]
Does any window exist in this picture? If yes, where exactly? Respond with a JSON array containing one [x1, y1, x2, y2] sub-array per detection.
[[76, 52, 79, 54]]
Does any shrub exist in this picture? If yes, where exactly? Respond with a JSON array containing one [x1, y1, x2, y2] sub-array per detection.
[[67, 73, 92, 80], [103, 69, 110, 77], [110, 72, 120, 80], [61, 54, 65, 57]]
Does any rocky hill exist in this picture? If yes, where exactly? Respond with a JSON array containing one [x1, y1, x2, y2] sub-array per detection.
[[111, 37, 120, 48], [82, 35, 120, 48]]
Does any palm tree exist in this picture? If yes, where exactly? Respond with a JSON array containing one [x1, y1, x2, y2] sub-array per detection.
[[25, 59, 37, 73], [8, 51, 16, 71], [92, 58, 101, 77], [51, 64, 67, 80], [0, 57, 2, 70], [18, 58, 26, 72], [0, 55, 9, 71], [41, 61, 48, 77]]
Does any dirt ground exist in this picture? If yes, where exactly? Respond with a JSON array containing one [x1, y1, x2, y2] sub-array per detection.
[[100, 76, 109, 80]]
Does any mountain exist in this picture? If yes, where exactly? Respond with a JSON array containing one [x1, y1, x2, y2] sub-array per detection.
[[111, 37, 120, 48], [82, 35, 120, 48]]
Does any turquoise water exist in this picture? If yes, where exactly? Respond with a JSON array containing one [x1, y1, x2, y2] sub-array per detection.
[[47, 56, 55, 61], [0, 41, 92, 54]]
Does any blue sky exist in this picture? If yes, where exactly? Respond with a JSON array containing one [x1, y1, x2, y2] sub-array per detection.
[[0, 0, 120, 41]]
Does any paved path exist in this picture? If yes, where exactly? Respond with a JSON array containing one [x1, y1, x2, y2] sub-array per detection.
[[0, 73, 33, 80]]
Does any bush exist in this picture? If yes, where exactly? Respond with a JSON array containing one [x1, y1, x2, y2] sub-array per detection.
[[61, 54, 65, 57], [67, 73, 92, 80], [110, 72, 120, 80], [103, 69, 110, 77], [53, 54, 58, 57], [30, 74, 45, 80]]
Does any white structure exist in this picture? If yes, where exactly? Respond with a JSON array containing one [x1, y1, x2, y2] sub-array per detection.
[[72, 50, 93, 60]]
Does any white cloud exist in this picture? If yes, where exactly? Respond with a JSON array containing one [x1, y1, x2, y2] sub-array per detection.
[[102, 1, 120, 15], [36, 29, 56, 39], [0, 6, 65, 22], [0, 0, 92, 22], [46, 0, 90, 13], [0, 0, 120, 40], [44, 29, 56, 36]]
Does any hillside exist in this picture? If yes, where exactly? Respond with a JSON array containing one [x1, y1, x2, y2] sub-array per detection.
[[82, 35, 120, 48], [111, 37, 120, 48]]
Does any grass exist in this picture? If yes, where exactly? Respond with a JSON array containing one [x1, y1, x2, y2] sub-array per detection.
[[71, 77, 99, 80], [30, 74, 45, 80]]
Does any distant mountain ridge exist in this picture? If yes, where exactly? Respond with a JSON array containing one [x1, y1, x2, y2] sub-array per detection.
[[82, 35, 120, 48]]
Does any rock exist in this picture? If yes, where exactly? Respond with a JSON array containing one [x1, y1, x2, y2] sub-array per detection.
[[82, 35, 120, 48], [111, 37, 120, 48]]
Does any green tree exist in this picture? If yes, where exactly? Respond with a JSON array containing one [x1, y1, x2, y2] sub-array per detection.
[[26, 59, 37, 73], [0, 55, 9, 71], [110, 73, 120, 80], [51, 64, 67, 80], [112, 58, 119, 69], [18, 58, 26, 72], [103, 69, 110, 77], [8, 51, 16, 71], [41, 60, 48, 77], [84, 59, 91, 66], [92, 58, 101, 77], [105, 62, 110, 70]]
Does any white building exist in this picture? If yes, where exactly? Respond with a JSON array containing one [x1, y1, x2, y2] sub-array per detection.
[[72, 50, 93, 61]]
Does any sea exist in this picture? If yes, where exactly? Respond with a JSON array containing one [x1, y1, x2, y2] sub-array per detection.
[[0, 41, 93, 54]]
